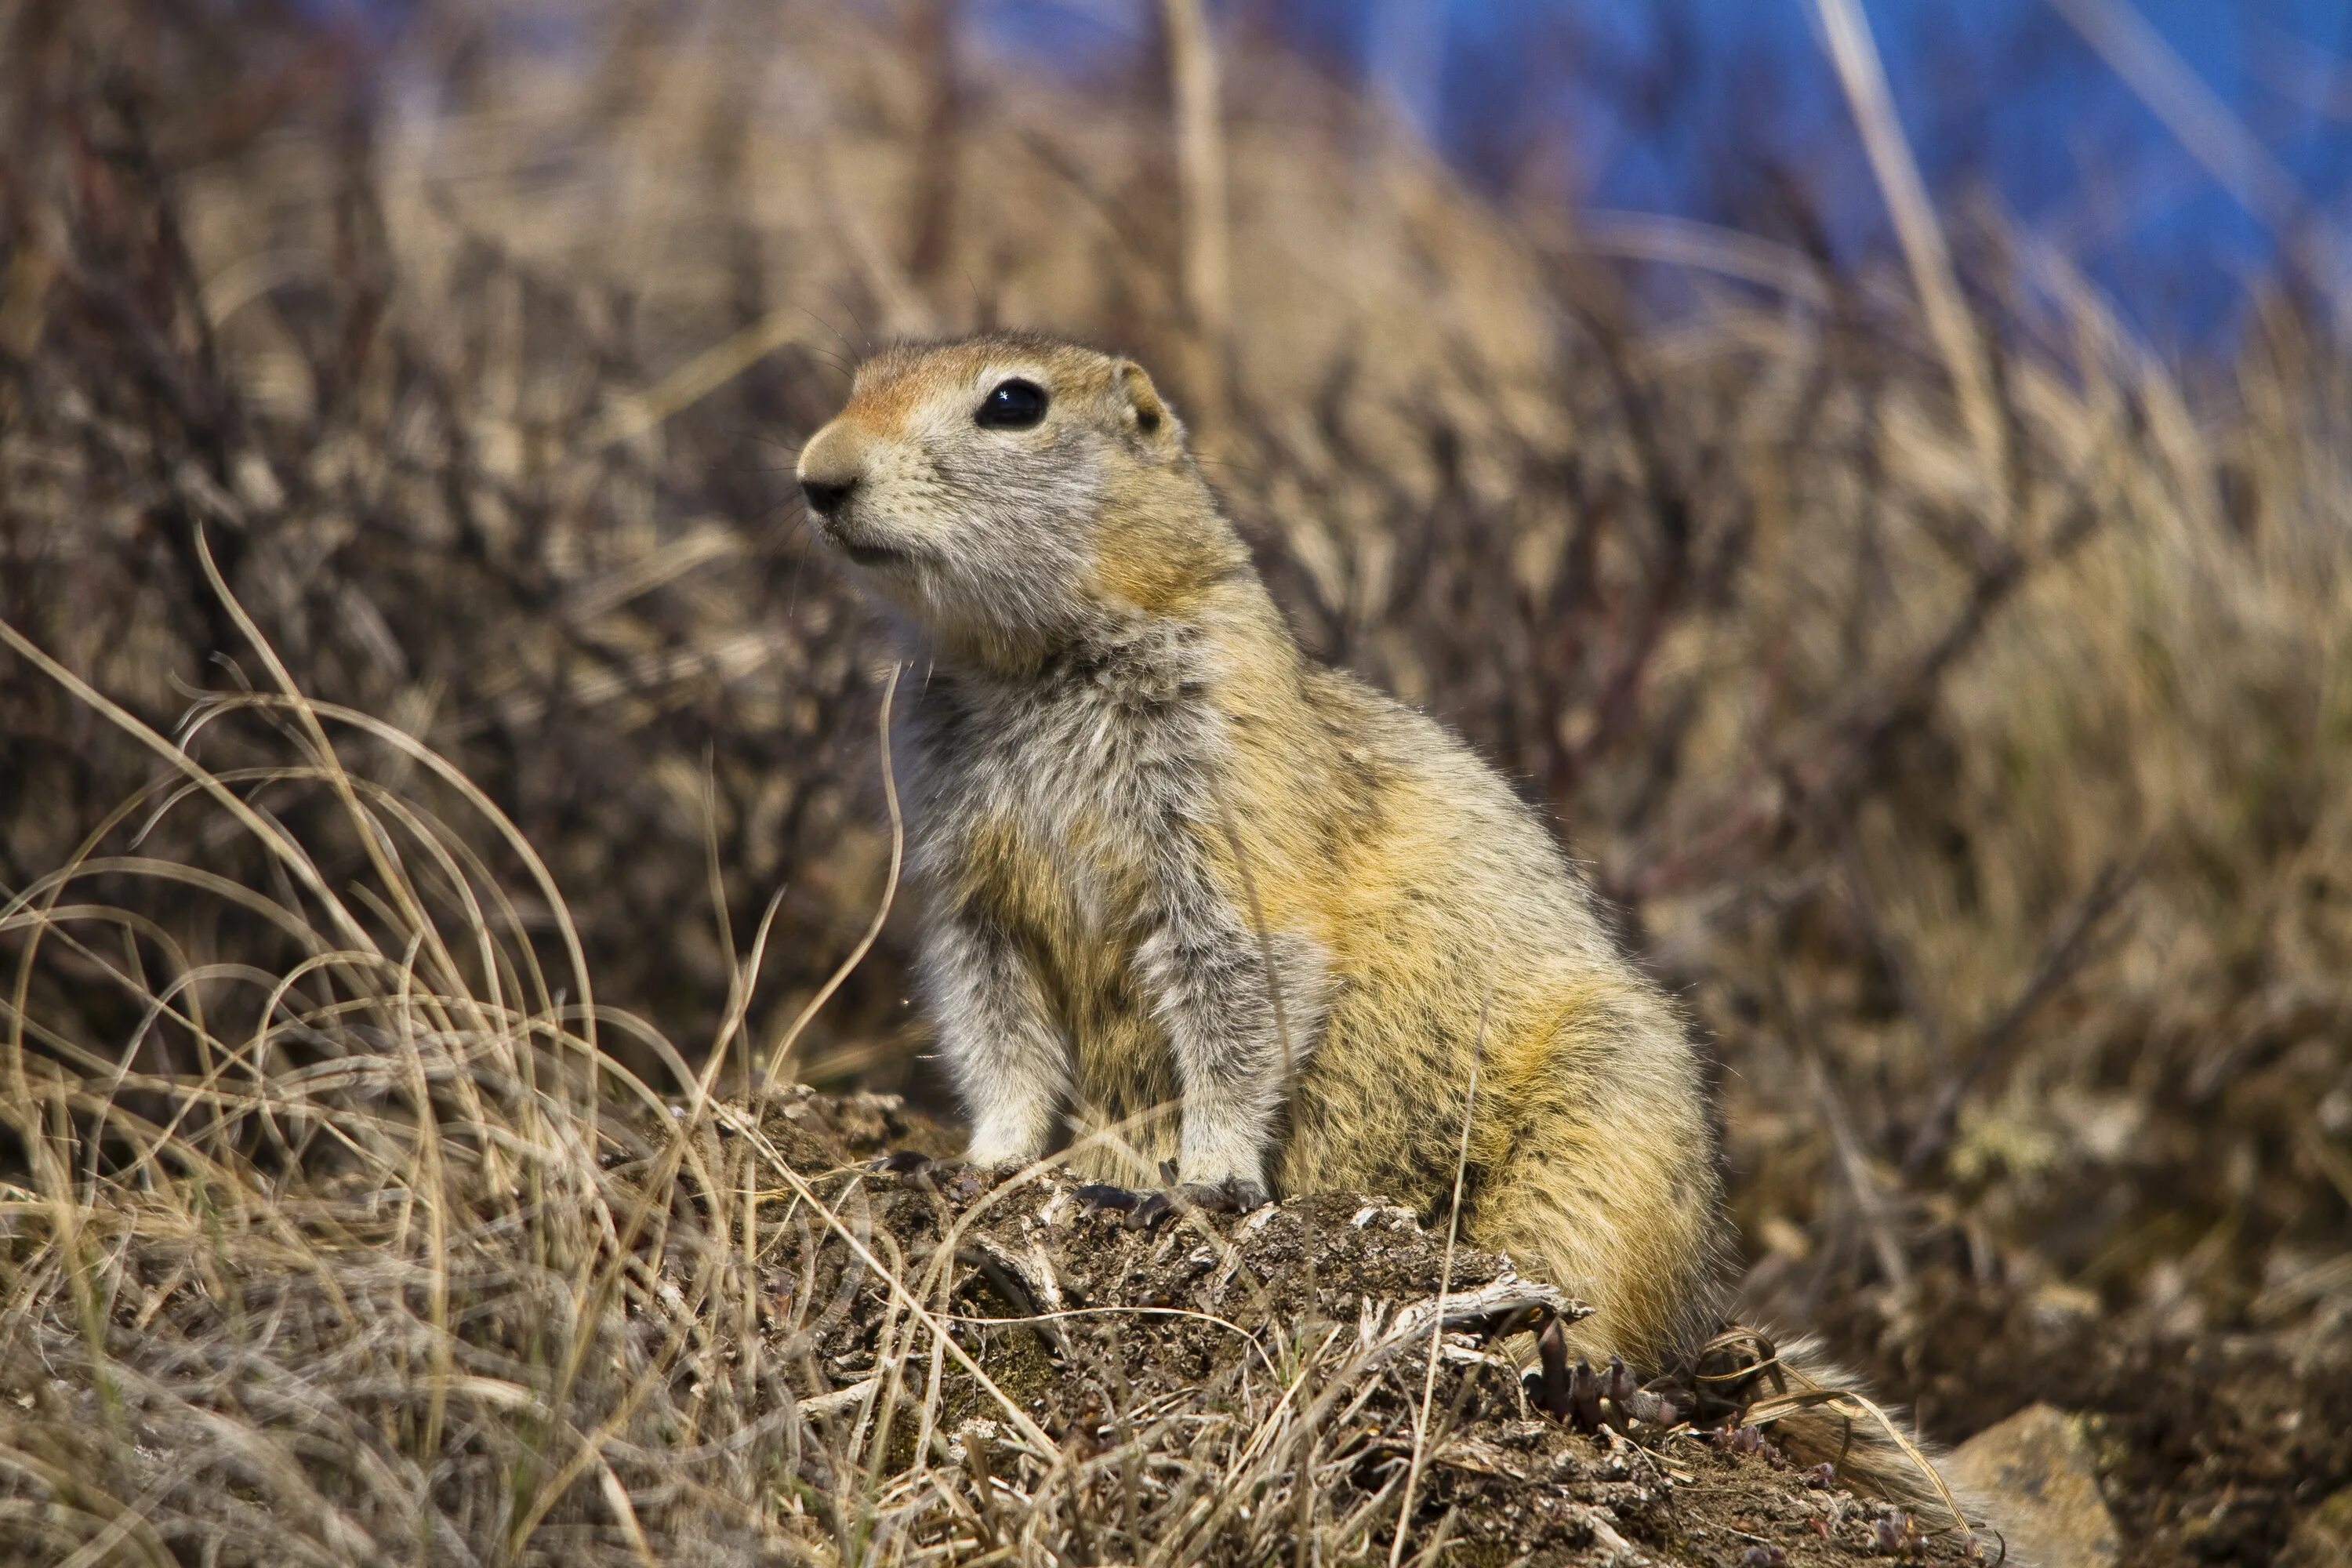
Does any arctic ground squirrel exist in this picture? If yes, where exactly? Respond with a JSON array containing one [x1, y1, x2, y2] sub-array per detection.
[[797, 332, 1984, 1528]]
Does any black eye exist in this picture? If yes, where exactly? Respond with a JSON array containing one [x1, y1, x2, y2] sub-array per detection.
[[975, 379, 1049, 430]]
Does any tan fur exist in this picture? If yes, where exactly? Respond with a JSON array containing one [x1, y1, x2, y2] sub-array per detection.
[[796, 336, 1998, 1537]]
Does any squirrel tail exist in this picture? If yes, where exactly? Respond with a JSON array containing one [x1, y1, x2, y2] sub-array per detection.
[[1707, 1329, 2017, 1559]]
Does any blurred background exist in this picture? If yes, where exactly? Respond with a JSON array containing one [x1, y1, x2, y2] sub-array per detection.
[[6, 1, 2352, 1554]]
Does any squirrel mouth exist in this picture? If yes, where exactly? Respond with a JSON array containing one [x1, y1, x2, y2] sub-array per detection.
[[815, 517, 911, 568]]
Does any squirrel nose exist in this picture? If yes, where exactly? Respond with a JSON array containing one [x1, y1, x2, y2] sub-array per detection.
[[800, 475, 857, 515], [797, 419, 870, 514]]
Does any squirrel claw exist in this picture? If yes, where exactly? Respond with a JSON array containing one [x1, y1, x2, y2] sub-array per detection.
[[869, 1149, 938, 1191], [870, 1149, 987, 1200], [1182, 1178, 1272, 1213], [1078, 1178, 1267, 1229], [1076, 1182, 1143, 1215]]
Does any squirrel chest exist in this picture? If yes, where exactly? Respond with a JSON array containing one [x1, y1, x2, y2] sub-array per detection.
[[906, 656, 1229, 1074]]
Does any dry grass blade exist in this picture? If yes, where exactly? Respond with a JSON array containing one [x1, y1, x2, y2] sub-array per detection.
[[1813, 0, 2005, 488], [2050, 0, 2320, 247], [1163, 0, 1232, 432], [1388, 988, 1486, 1568], [761, 662, 907, 1097]]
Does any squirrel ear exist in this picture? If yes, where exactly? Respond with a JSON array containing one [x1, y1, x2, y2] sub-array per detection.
[[1115, 361, 1179, 446]]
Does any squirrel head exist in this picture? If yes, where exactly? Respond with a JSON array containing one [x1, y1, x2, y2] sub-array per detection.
[[797, 334, 1245, 668]]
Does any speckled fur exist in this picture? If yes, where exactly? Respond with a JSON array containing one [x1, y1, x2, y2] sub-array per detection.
[[795, 332, 1732, 1371]]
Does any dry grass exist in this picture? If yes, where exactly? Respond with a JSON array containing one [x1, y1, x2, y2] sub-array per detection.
[[0, 612, 1519, 1563], [4, 0, 2352, 1559]]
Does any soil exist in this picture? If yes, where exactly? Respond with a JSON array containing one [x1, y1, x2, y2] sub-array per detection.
[[1817, 1264, 2352, 1567]]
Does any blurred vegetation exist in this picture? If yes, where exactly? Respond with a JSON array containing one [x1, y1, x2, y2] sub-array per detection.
[[4, 2, 2352, 1548]]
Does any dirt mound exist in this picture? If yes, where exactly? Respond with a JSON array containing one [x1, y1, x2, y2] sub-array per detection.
[[753, 1087, 1985, 1565]]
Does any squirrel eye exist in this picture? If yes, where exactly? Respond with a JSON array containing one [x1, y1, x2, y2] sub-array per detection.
[[975, 379, 1049, 430]]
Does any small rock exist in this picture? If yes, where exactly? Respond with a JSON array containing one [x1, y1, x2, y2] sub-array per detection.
[[1947, 1403, 2120, 1568]]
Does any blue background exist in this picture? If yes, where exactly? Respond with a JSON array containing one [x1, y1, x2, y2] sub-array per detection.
[[990, 0, 2352, 347]]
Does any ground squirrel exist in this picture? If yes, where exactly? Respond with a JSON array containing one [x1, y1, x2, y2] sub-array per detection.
[[797, 333, 1979, 1526]]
